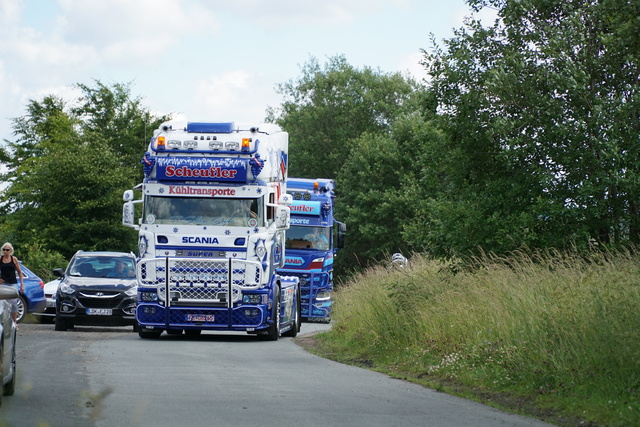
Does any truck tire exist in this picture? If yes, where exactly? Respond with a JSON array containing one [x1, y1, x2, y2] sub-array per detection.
[[139, 328, 162, 339], [283, 286, 301, 338], [261, 285, 281, 341]]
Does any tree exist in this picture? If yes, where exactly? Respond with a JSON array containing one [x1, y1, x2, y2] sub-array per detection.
[[422, 0, 640, 253], [267, 55, 423, 179], [337, 110, 447, 266], [0, 81, 168, 259], [72, 81, 161, 179], [268, 55, 426, 272]]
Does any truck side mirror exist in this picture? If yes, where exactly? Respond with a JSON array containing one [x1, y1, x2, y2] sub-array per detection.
[[335, 221, 346, 249], [123, 201, 139, 230], [275, 206, 290, 229], [123, 190, 135, 202]]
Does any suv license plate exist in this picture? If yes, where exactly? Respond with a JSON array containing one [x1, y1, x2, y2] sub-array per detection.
[[87, 308, 113, 315]]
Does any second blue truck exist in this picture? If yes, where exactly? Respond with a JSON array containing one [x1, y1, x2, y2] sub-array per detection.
[[278, 178, 345, 323]]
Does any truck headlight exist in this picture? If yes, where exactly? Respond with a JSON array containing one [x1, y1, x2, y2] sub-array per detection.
[[243, 294, 265, 304], [316, 291, 331, 301], [140, 292, 159, 302]]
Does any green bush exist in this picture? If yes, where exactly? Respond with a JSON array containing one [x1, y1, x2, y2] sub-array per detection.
[[17, 242, 67, 282]]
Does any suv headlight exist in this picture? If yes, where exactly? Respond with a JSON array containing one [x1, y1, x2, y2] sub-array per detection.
[[125, 286, 138, 297], [59, 283, 76, 294]]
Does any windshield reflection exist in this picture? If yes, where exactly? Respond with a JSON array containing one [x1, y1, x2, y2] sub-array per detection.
[[143, 197, 263, 227], [285, 225, 331, 250]]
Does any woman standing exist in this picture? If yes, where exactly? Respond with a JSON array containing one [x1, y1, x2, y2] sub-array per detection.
[[0, 243, 25, 324]]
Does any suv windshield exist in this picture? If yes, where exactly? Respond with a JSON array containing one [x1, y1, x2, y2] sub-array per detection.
[[143, 196, 264, 227], [69, 256, 136, 279]]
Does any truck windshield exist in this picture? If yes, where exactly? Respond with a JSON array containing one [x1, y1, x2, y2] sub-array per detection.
[[285, 225, 331, 250], [143, 196, 264, 227]]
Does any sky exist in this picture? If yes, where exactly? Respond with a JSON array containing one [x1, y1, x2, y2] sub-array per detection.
[[0, 0, 496, 144]]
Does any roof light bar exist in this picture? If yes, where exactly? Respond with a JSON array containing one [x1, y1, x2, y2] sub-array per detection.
[[186, 122, 235, 133]]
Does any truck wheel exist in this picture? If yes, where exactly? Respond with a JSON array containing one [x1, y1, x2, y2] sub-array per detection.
[[261, 285, 281, 341], [283, 286, 301, 338], [138, 329, 162, 339]]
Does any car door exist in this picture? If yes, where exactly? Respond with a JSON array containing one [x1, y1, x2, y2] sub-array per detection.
[[1, 299, 14, 386]]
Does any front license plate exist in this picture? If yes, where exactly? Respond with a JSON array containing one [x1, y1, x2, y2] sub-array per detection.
[[187, 314, 214, 322], [87, 308, 113, 315]]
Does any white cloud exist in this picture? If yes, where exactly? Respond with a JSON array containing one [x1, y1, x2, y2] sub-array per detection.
[[187, 70, 276, 123], [397, 51, 429, 83], [0, 0, 21, 26], [55, 0, 220, 65], [202, 0, 404, 28]]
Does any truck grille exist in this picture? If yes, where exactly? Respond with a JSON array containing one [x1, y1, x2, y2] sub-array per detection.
[[138, 257, 263, 304]]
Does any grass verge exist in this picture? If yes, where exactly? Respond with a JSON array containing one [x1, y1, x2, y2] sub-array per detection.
[[298, 250, 640, 426]]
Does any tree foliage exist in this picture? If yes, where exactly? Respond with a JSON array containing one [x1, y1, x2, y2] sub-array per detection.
[[267, 55, 427, 270], [422, 0, 640, 253], [269, 1, 640, 270], [267, 55, 423, 179], [0, 81, 167, 260]]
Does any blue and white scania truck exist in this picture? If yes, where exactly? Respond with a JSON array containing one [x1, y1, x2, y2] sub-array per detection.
[[277, 178, 345, 323], [122, 121, 300, 340]]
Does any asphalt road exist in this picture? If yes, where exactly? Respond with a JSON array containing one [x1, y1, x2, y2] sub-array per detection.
[[0, 322, 555, 427]]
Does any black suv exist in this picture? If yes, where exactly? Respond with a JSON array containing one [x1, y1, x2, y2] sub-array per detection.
[[54, 251, 138, 331]]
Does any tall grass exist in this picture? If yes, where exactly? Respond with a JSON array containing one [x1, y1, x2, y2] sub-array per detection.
[[318, 250, 640, 426]]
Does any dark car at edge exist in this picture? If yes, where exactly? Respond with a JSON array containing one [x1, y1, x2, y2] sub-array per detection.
[[53, 251, 138, 331], [0, 286, 19, 407]]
